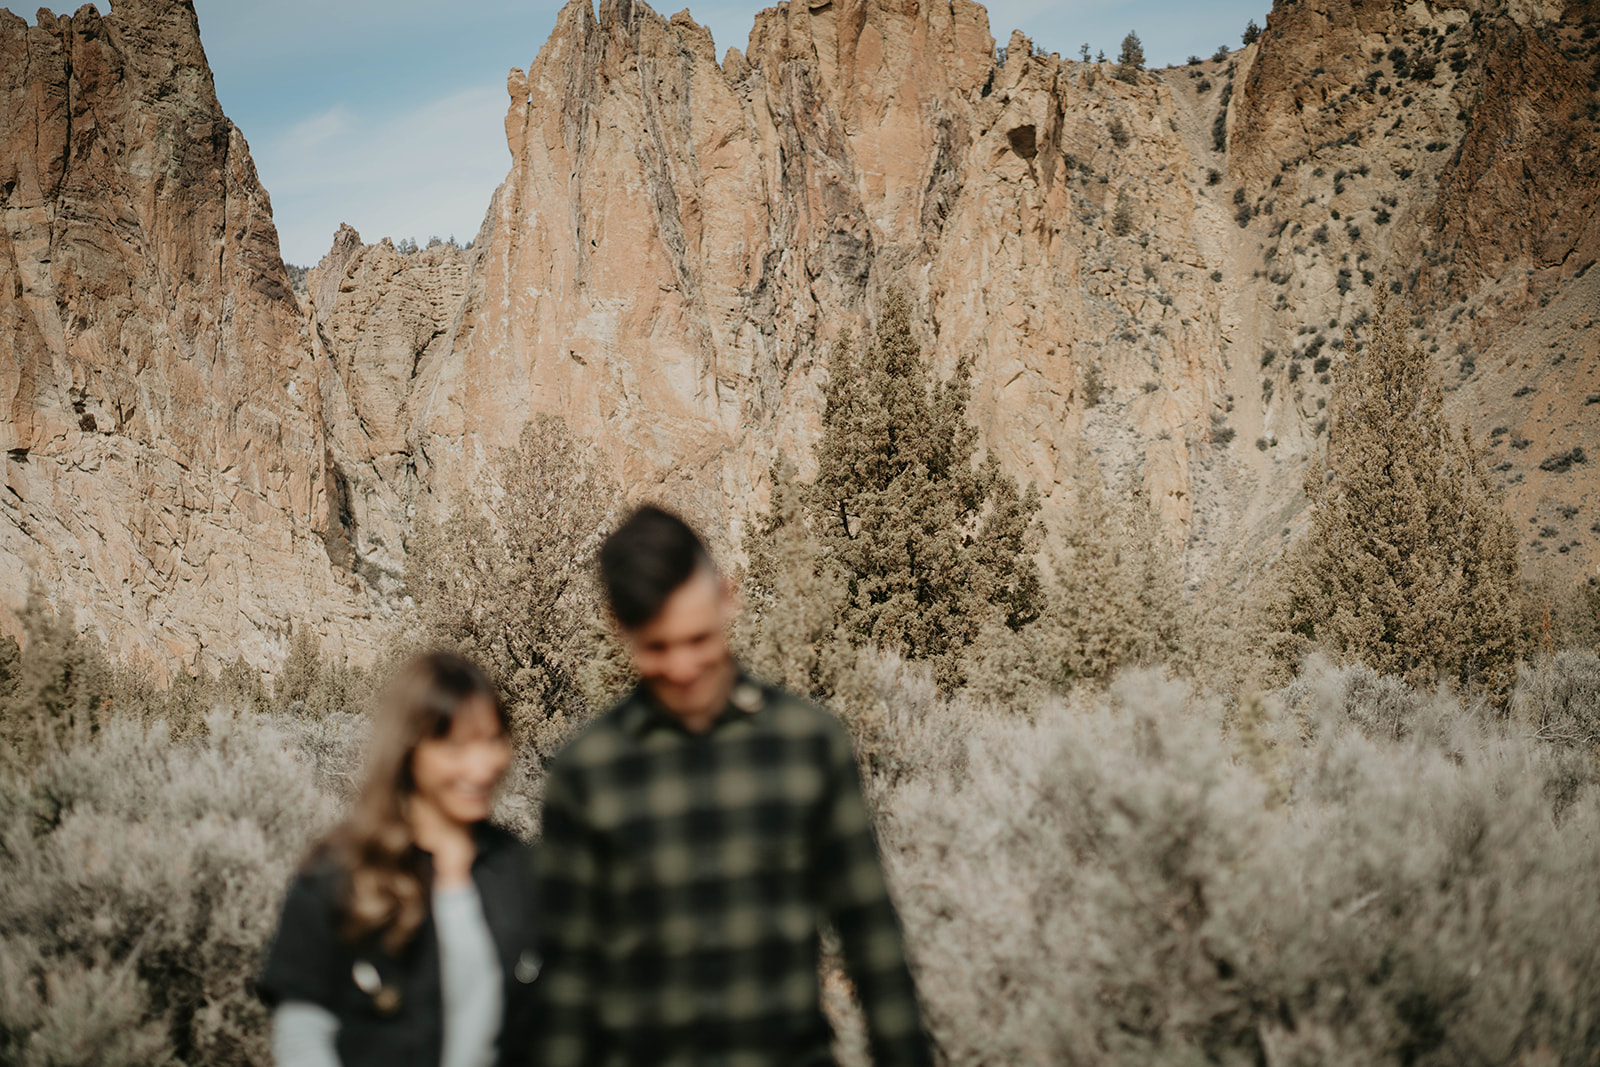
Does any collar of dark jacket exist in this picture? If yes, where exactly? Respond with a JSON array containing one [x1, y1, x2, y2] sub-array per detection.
[[617, 666, 768, 737]]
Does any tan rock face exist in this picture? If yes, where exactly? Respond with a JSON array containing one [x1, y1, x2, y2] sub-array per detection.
[[308, 0, 1600, 610], [0, 1, 380, 674], [329, 0, 1238, 558], [308, 225, 477, 580], [2, 0, 1596, 676]]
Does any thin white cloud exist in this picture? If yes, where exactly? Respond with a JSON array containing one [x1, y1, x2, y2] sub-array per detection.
[[254, 83, 512, 265]]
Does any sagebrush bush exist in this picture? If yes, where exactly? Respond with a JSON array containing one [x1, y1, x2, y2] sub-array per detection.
[[1514, 649, 1600, 747], [0, 700, 546, 1067], [5, 640, 1600, 1066], [0, 714, 345, 1066], [867, 660, 1600, 1066]]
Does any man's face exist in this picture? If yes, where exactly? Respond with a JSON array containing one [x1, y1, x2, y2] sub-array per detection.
[[622, 567, 738, 721]]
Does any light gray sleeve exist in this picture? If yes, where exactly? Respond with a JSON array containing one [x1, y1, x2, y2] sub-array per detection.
[[272, 1000, 342, 1067]]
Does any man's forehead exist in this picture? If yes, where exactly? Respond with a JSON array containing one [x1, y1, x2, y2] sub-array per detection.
[[633, 567, 724, 636]]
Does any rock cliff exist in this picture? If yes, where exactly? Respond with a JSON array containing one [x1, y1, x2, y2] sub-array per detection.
[[312, 0, 1595, 589], [0, 0, 384, 673], [317, 0, 1240, 553], [2, 0, 1596, 674]]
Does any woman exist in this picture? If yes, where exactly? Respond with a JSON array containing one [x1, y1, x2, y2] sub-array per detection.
[[258, 652, 541, 1067]]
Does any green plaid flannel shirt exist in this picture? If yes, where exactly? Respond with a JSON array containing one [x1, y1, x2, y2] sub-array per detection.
[[533, 673, 931, 1067]]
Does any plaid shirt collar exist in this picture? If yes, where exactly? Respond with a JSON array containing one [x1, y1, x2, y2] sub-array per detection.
[[616, 666, 769, 738]]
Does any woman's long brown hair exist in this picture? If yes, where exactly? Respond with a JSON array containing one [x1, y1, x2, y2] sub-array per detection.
[[312, 651, 508, 954]]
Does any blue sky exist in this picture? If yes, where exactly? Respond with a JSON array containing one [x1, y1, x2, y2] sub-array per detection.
[[111, 0, 1267, 265]]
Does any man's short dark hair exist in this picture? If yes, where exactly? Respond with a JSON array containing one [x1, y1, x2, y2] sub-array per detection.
[[599, 505, 715, 628]]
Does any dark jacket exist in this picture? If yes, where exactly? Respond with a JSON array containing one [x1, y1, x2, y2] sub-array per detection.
[[257, 821, 541, 1067]]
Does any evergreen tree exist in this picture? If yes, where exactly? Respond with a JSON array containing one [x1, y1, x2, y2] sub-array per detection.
[[800, 289, 1043, 689], [0, 592, 114, 768], [1036, 453, 1185, 684], [1242, 19, 1261, 46], [1275, 294, 1525, 696], [408, 415, 621, 751], [1116, 31, 1145, 83], [739, 454, 846, 696]]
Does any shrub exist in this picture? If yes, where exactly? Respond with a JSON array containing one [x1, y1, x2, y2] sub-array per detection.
[[1080, 362, 1105, 407], [8, 649, 1600, 1067], [0, 694, 547, 1067], [1108, 116, 1130, 148], [0, 713, 349, 1066], [1539, 447, 1588, 473], [1515, 650, 1600, 746], [1111, 195, 1135, 235], [876, 663, 1600, 1067]]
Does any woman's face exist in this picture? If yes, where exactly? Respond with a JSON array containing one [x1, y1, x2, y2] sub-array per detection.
[[409, 696, 512, 826]]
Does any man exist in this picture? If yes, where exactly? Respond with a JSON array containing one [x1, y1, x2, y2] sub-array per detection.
[[534, 505, 931, 1067]]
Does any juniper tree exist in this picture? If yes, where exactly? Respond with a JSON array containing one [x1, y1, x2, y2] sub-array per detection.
[[1116, 31, 1145, 83], [0, 593, 114, 769], [739, 453, 846, 697], [796, 288, 1043, 689], [1242, 19, 1261, 46], [1033, 455, 1186, 684], [1276, 294, 1524, 696], [407, 414, 621, 751]]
